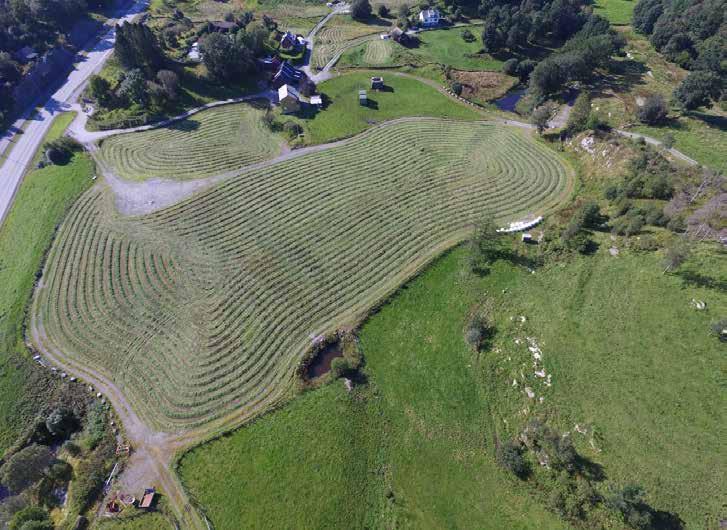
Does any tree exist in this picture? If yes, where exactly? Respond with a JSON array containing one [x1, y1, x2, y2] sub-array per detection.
[[117, 69, 148, 106], [502, 58, 519, 76], [351, 0, 372, 21], [45, 407, 78, 439], [377, 4, 389, 17], [469, 215, 500, 273], [114, 22, 163, 75], [566, 92, 591, 134], [156, 69, 179, 100], [461, 29, 476, 42], [674, 71, 721, 110], [606, 484, 653, 529], [200, 32, 254, 82], [497, 439, 530, 478], [482, 23, 503, 54], [516, 59, 536, 82], [662, 239, 690, 273], [637, 93, 668, 125], [529, 59, 563, 99], [0, 444, 53, 493], [531, 105, 551, 133], [632, 0, 663, 34], [397, 4, 410, 19], [88, 75, 112, 106], [8, 506, 51, 530]]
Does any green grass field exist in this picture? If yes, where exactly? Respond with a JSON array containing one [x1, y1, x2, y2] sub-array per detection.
[[181, 240, 726, 529], [633, 114, 727, 172], [339, 26, 503, 71], [95, 511, 173, 529], [311, 16, 390, 69], [593, 0, 635, 25], [0, 114, 94, 454], [34, 118, 571, 431], [303, 72, 481, 144], [97, 101, 284, 181]]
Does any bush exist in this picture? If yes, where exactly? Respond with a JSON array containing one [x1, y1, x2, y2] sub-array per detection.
[[566, 92, 591, 135], [377, 4, 389, 17], [45, 408, 79, 440], [451, 82, 463, 96], [502, 58, 519, 76], [661, 132, 675, 149], [710, 319, 727, 342], [637, 93, 668, 125], [469, 216, 501, 274], [497, 439, 530, 478], [330, 357, 354, 378], [606, 484, 653, 529], [42, 137, 82, 166], [465, 313, 494, 351], [283, 121, 303, 139], [461, 29, 476, 42]]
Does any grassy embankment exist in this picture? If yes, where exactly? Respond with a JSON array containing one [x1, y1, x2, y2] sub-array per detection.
[[0, 112, 94, 454], [179, 239, 726, 529], [592, 0, 635, 26]]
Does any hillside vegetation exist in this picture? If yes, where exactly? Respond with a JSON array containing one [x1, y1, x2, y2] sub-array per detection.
[[181, 241, 726, 529], [33, 119, 571, 431]]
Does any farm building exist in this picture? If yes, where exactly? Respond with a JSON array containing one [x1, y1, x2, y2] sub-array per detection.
[[187, 42, 201, 62], [359, 89, 368, 106], [418, 8, 441, 26], [257, 55, 282, 71], [272, 61, 305, 89], [371, 76, 384, 90], [279, 84, 301, 114], [280, 31, 297, 50]]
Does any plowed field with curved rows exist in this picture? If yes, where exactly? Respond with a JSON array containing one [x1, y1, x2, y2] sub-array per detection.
[[33, 119, 571, 431], [96, 102, 283, 182]]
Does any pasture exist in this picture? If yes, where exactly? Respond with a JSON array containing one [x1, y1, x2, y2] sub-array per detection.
[[33, 119, 571, 431], [0, 114, 93, 454], [302, 72, 481, 144], [97, 102, 284, 181], [181, 242, 727, 529], [593, 0, 635, 25]]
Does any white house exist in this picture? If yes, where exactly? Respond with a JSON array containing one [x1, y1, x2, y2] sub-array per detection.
[[278, 84, 301, 114], [418, 8, 440, 27]]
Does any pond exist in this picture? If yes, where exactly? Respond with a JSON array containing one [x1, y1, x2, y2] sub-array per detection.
[[305, 341, 343, 379], [494, 88, 526, 113]]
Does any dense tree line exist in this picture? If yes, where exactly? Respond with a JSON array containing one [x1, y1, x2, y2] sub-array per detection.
[[632, 0, 725, 109], [0, 0, 110, 122]]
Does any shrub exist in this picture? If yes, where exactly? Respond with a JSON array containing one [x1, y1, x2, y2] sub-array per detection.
[[42, 137, 82, 166], [465, 313, 494, 352], [45, 408, 79, 440], [461, 29, 476, 42], [566, 92, 591, 135], [451, 82, 463, 96], [636, 93, 668, 125], [531, 105, 551, 134], [330, 357, 354, 378], [634, 234, 659, 251], [469, 216, 500, 274], [662, 238, 690, 273], [643, 203, 668, 226], [502, 58, 519, 76], [377, 4, 389, 17], [710, 319, 727, 342], [662, 132, 675, 149], [497, 439, 530, 479], [283, 121, 303, 139], [81, 401, 107, 451], [606, 484, 653, 529]]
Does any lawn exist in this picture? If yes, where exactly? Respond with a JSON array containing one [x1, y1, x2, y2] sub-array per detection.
[[302, 71, 481, 144], [592, 0, 635, 25], [96, 511, 173, 529], [34, 118, 571, 431], [180, 239, 726, 529], [339, 26, 503, 72], [0, 113, 94, 454]]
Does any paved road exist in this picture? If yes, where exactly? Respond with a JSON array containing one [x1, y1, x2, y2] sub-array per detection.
[[300, 3, 350, 83], [0, 0, 148, 226]]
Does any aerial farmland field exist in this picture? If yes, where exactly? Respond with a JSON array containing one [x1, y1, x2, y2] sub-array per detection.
[[32, 118, 571, 431]]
